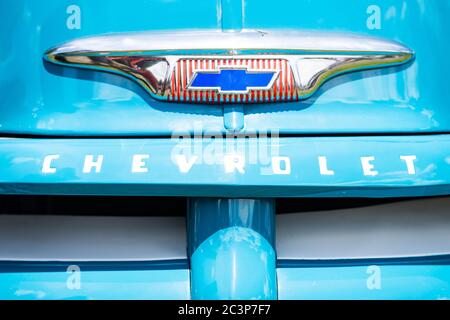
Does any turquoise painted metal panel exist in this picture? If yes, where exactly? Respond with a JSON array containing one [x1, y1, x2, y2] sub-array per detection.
[[243, 0, 450, 134], [191, 227, 277, 300], [220, 0, 244, 31], [188, 199, 277, 300], [188, 199, 276, 256], [0, 270, 190, 300], [0, 136, 449, 197], [278, 264, 450, 300], [0, 0, 448, 135], [1, 0, 450, 301], [0, 261, 190, 300], [0, 0, 224, 136]]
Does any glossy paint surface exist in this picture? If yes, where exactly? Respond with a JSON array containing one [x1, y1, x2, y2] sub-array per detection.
[[188, 198, 275, 256], [278, 263, 450, 300], [3, 260, 450, 300], [0, 0, 449, 135], [0, 262, 190, 300], [191, 227, 276, 300], [188, 199, 277, 299], [0, 135, 449, 197], [2, 0, 450, 301], [244, 0, 450, 134]]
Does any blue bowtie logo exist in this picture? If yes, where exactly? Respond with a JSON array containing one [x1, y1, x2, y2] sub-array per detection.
[[188, 68, 278, 93]]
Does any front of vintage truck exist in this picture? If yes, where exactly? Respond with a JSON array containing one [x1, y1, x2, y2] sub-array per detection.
[[0, 0, 449, 300]]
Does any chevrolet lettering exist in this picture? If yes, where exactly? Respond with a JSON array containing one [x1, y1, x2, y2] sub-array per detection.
[[1, 0, 450, 301]]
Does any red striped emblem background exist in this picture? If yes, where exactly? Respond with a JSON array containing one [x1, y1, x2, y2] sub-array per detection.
[[167, 58, 299, 104]]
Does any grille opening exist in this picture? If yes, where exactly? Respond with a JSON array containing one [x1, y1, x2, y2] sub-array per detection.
[[0, 195, 439, 217], [275, 197, 419, 214], [0, 195, 187, 217]]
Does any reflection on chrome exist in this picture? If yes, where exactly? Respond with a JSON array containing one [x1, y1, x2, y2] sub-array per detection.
[[45, 29, 414, 104]]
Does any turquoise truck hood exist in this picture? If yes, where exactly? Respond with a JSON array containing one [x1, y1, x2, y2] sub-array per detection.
[[1, 0, 449, 136]]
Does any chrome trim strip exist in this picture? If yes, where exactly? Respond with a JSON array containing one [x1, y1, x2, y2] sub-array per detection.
[[46, 29, 413, 55], [186, 65, 280, 94], [45, 29, 414, 104]]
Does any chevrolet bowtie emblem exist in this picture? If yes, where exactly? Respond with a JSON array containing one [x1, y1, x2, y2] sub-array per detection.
[[188, 67, 279, 93], [44, 30, 414, 104]]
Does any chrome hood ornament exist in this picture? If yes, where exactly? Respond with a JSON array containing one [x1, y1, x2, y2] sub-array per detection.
[[45, 30, 414, 104]]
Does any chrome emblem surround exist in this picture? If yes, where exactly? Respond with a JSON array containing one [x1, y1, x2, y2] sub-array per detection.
[[169, 57, 293, 103], [44, 30, 414, 104]]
